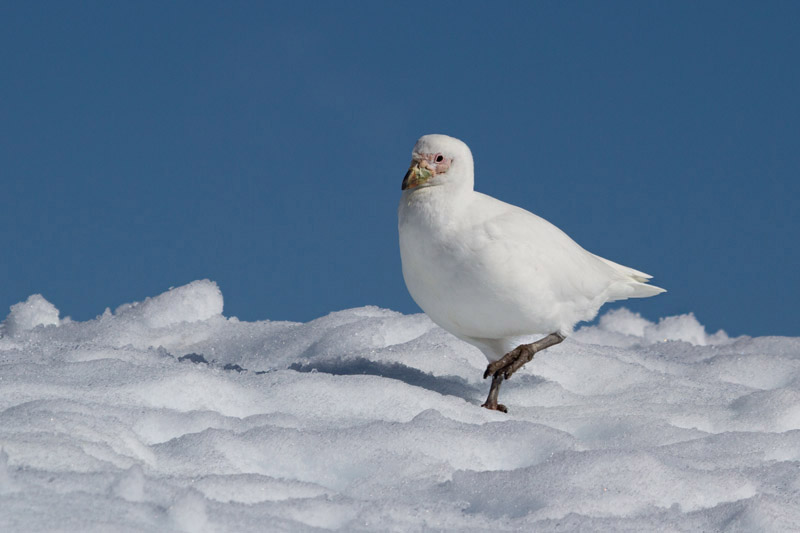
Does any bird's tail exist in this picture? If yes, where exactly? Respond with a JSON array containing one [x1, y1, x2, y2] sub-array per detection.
[[598, 256, 667, 301]]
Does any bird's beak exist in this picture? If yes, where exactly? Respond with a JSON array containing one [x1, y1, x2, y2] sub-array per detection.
[[401, 161, 433, 190]]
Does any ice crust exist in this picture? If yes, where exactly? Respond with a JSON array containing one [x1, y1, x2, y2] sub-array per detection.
[[1, 281, 798, 531]]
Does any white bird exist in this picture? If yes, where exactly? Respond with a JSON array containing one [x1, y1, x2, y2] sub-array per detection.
[[398, 134, 665, 412]]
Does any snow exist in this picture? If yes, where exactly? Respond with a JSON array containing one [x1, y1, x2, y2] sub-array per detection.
[[2, 294, 61, 337], [1, 281, 798, 532]]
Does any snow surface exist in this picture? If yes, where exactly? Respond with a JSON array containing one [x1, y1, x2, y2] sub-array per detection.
[[1, 280, 799, 532]]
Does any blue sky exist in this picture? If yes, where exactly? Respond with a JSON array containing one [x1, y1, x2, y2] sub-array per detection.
[[1, 2, 798, 337]]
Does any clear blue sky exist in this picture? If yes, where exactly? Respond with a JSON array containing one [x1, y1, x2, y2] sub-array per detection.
[[1, 2, 798, 337]]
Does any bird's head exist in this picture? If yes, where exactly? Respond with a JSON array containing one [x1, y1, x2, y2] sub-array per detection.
[[401, 134, 474, 192]]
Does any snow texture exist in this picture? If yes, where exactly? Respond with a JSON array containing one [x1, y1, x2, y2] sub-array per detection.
[[1, 280, 799, 531]]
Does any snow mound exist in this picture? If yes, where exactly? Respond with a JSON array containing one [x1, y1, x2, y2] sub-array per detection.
[[574, 307, 730, 346], [114, 279, 223, 328], [0, 280, 798, 532], [2, 294, 61, 337]]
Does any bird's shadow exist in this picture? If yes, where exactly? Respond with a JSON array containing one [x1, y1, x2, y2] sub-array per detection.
[[175, 351, 481, 402], [289, 357, 480, 402]]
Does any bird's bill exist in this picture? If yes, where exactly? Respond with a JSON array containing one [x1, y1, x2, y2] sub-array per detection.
[[401, 161, 433, 190]]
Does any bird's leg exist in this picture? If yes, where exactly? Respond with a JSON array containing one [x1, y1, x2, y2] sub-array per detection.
[[481, 333, 566, 412], [503, 332, 565, 378], [481, 372, 507, 413]]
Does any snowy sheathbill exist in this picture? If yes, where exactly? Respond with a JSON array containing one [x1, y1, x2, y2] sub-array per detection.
[[398, 134, 665, 412]]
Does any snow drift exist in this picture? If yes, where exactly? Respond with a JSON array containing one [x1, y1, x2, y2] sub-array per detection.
[[1, 280, 798, 531]]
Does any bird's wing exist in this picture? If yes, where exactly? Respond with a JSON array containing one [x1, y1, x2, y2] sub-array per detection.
[[465, 193, 663, 303]]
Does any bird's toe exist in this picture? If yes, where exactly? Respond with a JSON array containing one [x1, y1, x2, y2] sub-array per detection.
[[481, 401, 508, 413]]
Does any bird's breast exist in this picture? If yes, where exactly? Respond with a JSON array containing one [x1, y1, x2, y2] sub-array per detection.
[[399, 201, 550, 339]]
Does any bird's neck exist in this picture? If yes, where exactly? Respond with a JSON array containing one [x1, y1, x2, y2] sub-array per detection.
[[401, 185, 472, 227]]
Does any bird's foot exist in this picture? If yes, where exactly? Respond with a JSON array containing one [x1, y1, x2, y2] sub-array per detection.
[[483, 344, 536, 380], [479, 334, 565, 414], [481, 401, 508, 413]]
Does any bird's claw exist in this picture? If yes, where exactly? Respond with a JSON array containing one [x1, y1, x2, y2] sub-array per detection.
[[483, 345, 534, 380], [483, 346, 520, 378]]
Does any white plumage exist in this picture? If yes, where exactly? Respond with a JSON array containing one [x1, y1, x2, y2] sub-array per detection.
[[398, 134, 664, 410]]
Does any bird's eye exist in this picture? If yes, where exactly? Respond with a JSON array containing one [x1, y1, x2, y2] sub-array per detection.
[[435, 154, 444, 163]]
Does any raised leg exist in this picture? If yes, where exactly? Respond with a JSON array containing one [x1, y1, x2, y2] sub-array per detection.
[[481, 332, 565, 412]]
